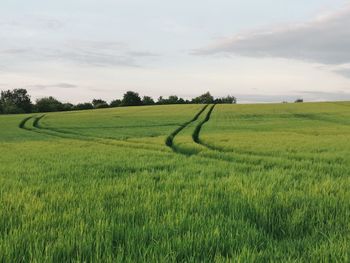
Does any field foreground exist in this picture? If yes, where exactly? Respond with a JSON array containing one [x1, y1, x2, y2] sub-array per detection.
[[0, 102, 350, 262]]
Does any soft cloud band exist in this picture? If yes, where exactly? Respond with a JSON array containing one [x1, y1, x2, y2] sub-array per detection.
[[195, 5, 350, 65]]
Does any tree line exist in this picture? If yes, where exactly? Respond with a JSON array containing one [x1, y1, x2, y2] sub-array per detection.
[[0, 89, 237, 114]]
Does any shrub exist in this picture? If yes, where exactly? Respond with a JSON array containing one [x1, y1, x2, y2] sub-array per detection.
[[74, 103, 94, 110], [0, 89, 32, 114], [122, 91, 142, 106], [142, 96, 155, 105], [36, 97, 64, 112], [110, 99, 122, 108], [92, 99, 109, 109]]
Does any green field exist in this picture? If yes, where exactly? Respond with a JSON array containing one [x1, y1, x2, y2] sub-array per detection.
[[0, 102, 349, 262]]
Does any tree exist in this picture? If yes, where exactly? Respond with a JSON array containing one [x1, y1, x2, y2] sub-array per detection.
[[192, 92, 214, 104], [0, 89, 32, 114], [178, 98, 185, 104], [142, 96, 155, 105], [62, 103, 74, 111], [110, 99, 122, 108], [122, 91, 142, 106], [295, 98, 303, 103], [157, 96, 165, 104], [95, 103, 109, 109], [215, 95, 237, 104], [156, 95, 186, 105], [92, 99, 108, 108], [74, 103, 94, 110], [36, 97, 64, 112], [167, 95, 179, 104]]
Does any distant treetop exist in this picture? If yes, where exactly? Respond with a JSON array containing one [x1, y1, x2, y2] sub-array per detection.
[[0, 89, 238, 114]]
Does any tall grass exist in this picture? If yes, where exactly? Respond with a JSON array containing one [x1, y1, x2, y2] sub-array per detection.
[[0, 102, 349, 262]]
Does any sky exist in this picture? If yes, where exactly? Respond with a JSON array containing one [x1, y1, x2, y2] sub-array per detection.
[[1, 0, 350, 103]]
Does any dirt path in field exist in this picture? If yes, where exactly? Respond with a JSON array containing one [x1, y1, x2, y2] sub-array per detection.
[[165, 104, 209, 149]]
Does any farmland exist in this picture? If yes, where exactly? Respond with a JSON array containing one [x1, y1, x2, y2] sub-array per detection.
[[0, 102, 349, 262]]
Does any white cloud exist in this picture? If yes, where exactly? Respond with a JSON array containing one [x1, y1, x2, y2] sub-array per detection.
[[195, 5, 350, 65], [0, 15, 64, 31], [0, 39, 160, 68], [26, 83, 78, 90], [0, 15, 160, 69]]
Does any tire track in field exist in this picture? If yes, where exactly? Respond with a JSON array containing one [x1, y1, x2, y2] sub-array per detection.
[[33, 114, 45, 128], [19, 114, 261, 167], [165, 104, 209, 149], [194, 108, 346, 167], [19, 116, 33, 129], [23, 108, 331, 169], [34, 115, 169, 152], [35, 116, 170, 153], [19, 115, 170, 154], [19, 114, 268, 170], [192, 104, 216, 144], [18, 115, 336, 172]]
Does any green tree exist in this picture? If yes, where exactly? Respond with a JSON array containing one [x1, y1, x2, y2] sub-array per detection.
[[62, 103, 74, 111], [92, 99, 109, 109], [0, 89, 32, 114], [122, 91, 142, 106], [74, 103, 94, 110], [36, 97, 64, 112], [215, 95, 237, 104], [167, 95, 179, 104], [157, 96, 165, 104], [110, 99, 122, 108], [142, 96, 155, 105], [192, 92, 214, 104]]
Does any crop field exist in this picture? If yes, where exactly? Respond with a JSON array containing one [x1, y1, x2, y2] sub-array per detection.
[[0, 102, 349, 262]]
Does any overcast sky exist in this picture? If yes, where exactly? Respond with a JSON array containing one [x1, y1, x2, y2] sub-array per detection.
[[1, 0, 350, 103]]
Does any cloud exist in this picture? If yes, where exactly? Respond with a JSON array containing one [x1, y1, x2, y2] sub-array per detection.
[[298, 90, 350, 101], [336, 69, 350, 78], [0, 15, 63, 31], [27, 83, 78, 90], [127, 51, 159, 57], [0, 14, 160, 68], [194, 5, 350, 65], [0, 40, 160, 68], [236, 90, 350, 103], [332, 63, 350, 78]]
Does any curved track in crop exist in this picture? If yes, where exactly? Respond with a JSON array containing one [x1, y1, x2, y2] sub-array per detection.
[[165, 104, 208, 149], [192, 104, 216, 144], [18, 111, 341, 173], [19, 115, 170, 154], [19, 116, 33, 129]]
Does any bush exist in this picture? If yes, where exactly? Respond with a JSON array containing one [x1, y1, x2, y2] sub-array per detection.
[[92, 99, 109, 109], [0, 89, 32, 114], [110, 99, 122, 108], [62, 103, 74, 111], [122, 91, 142, 106], [74, 103, 94, 110], [215, 95, 237, 104], [95, 103, 109, 109], [36, 97, 64, 112], [0, 102, 25, 114], [192, 92, 214, 104], [142, 96, 155, 105]]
